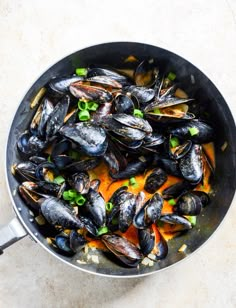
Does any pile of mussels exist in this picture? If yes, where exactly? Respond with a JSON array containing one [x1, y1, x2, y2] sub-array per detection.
[[13, 59, 214, 268]]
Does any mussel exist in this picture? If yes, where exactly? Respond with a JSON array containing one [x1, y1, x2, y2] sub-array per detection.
[[144, 168, 167, 193], [60, 122, 108, 157], [102, 234, 142, 267], [133, 193, 163, 229], [40, 197, 84, 229]]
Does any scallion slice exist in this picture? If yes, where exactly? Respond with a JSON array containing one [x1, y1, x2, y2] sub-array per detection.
[[78, 100, 88, 111], [78, 110, 90, 121], [75, 68, 88, 76], [129, 177, 137, 186], [167, 72, 176, 81], [88, 101, 99, 111], [168, 199, 176, 206], [133, 109, 144, 118], [75, 194, 86, 206], [188, 127, 199, 136], [170, 137, 179, 148], [106, 202, 114, 211], [97, 226, 109, 236], [53, 176, 65, 185]]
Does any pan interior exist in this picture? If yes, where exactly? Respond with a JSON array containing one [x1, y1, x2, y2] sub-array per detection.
[[6, 42, 236, 277]]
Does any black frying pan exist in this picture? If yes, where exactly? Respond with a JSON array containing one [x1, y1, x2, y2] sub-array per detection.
[[1, 42, 235, 277]]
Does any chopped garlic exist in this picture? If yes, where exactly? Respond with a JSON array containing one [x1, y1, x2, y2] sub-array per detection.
[[84, 244, 89, 254], [178, 244, 187, 252], [77, 260, 87, 265], [141, 257, 150, 266], [91, 255, 99, 264]]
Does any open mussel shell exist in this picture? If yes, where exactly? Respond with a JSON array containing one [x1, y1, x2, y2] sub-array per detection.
[[102, 234, 143, 268], [112, 113, 152, 134], [18, 183, 48, 211], [134, 59, 159, 87], [126, 85, 155, 105], [133, 193, 163, 229], [145, 103, 195, 125], [144, 97, 194, 112], [139, 224, 168, 260], [169, 138, 192, 160], [13, 161, 37, 181], [85, 75, 122, 89], [69, 82, 112, 103], [69, 230, 87, 253], [173, 192, 203, 216], [35, 162, 58, 182], [69, 172, 90, 195]]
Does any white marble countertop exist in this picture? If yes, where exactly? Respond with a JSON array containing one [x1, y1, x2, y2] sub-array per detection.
[[0, 0, 235, 307]]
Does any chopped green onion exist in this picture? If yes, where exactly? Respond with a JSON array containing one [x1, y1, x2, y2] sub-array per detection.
[[129, 177, 137, 186], [87, 101, 99, 111], [53, 175, 65, 185], [68, 189, 78, 199], [75, 194, 86, 206], [75, 68, 88, 76], [47, 155, 52, 162], [78, 100, 88, 110], [78, 110, 90, 121], [68, 150, 80, 161], [63, 191, 72, 201], [168, 199, 176, 206], [188, 127, 199, 136], [133, 109, 144, 118], [106, 202, 114, 211], [170, 137, 180, 148], [167, 72, 176, 81], [123, 181, 129, 187], [187, 216, 197, 226], [97, 226, 109, 236], [153, 108, 161, 114]]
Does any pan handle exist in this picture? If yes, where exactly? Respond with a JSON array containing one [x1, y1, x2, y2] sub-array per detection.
[[0, 217, 27, 254]]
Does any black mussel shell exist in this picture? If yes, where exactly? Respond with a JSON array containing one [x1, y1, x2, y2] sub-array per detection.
[[174, 192, 203, 216], [102, 234, 142, 268], [179, 144, 203, 183], [60, 123, 108, 157], [69, 230, 87, 252], [144, 168, 167, 193], [169, 120, 214, 143], [40, 197, 84, 229]]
